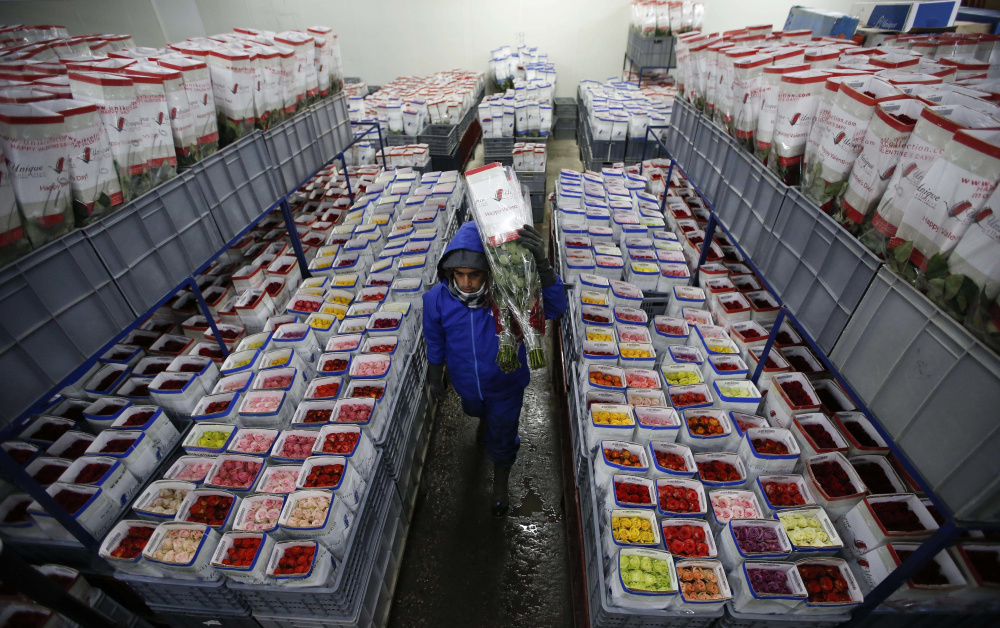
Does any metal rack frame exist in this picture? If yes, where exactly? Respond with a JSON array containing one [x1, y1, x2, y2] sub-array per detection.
[[0, 95, 379, 554], [633, 118, 1000, 626]]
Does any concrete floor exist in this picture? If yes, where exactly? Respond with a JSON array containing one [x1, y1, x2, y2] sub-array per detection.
[[387, 139, 583, 627]]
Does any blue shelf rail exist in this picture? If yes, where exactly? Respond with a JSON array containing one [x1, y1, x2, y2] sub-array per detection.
[[0, 97, 381, 553], [637, 122, 1000, 626]]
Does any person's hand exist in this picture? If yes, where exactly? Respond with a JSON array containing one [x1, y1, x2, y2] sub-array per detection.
[[517, 224, 558, 287], [516, 224, 547, 263], [427, 363, 446, 402]]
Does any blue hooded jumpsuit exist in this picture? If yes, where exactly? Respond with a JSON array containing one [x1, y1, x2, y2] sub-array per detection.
[[422, 221, 568, 468]]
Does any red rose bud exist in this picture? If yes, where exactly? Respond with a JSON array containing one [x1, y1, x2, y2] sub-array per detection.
[[53, 489, 91, 515], [100, 438, 136, 454], [614, 480, 652, 505], [313, 383, 340, 398], [662, 524, 710, 557], [797, 564, 852, 604], [658, 484, 701, 513], [350, 386, 384, 399], [870, 501, 925, 532], [654, 451, 688, 472], [203, 401, 230, 415], [322, 431, 360, 454], [110, 526, 154, 559], [185, 494, 234, 527], [222, 536, 262, 567], [303, 409, 332, 423], [902, 162, 918, 178], [802, 423, 837, 449], [752, 438, 789, 455], [75, 462, 112, 484], [697, 460, 741, 483], [303, 464, 344, 488], [779, 380, 813, 407], [32, 464, 67, 485], [274, 544, 315, 575], [810, 461, 855, 497], [763, 481, 807, 507]]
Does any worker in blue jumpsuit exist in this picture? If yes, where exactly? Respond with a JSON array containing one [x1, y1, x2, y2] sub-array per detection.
[[423, 221, 567, 517]]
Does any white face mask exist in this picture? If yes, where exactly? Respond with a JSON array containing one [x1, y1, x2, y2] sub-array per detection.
[[449, 275, 489, 308]]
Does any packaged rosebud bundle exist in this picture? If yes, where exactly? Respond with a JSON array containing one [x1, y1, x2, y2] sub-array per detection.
[[164, 457, 215, 484], [838, 99, 924, 232], [0, 104, 74, 248], [608, 547, 677, 610], [28, 483, 118, 540], [122, 71, 178, 187], [242, 45, 284, 131], [157, 57, 219, 163], [67, 72, 150, 201], [864, 104, 1000, 259], [754, 63, 811, 165], [297, 455, 366, 511], [60, 455, 139, 507], [891, 131, 1000, 315], [944, 192, 1000, 349], [314, 424, 377, 478], [769, 70, 832, 186], [211, 531, 275, 584], [465, 164, 547, 371], [266, 539, 333, 587], [176, 488, 239, 530], [127, 63, 198, 168], [142, 521, 220, 580], [36, 99, 124, 224], [804, 77, 909, 212], [0, 157, 29, 265], [732, 54, 775, 152], [278, 489, 353, 559], [100, 520, 163, 576]]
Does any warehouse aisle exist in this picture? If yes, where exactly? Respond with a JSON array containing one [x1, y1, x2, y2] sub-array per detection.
[[387, 140, 582, 627]]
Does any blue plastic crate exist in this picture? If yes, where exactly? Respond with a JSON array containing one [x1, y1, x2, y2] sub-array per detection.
[[831, 268, 1000, 522], [84, 172, 225, 315], [687, 120, 731, 207], [392, 388, 430, 522], [375, 338, 427, 478], [667, 98, 702, 178], [754, 188, 881, 353], [253, 498, 406, 628], [713, 144, 788, 262], [264, 112, 324, 195], [0, 231, 134, 424], [194, 132, 280, 242], [310, 94, 352, 165], [230, 459, 401, 621], [116, 572, 248, 614]]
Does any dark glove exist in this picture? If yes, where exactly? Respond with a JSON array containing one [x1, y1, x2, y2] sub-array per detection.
[[427, 362, 446, 402], [517, 224, 558, 288]]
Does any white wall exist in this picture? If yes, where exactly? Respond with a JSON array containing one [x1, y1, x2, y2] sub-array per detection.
[[1, 0, 857, 97]]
